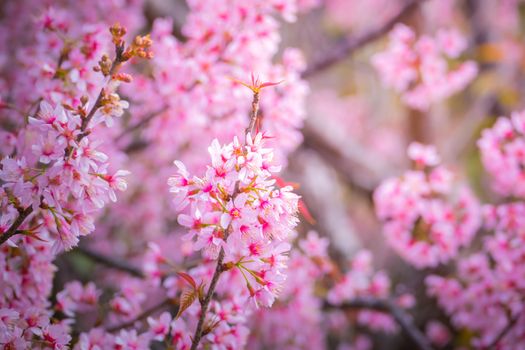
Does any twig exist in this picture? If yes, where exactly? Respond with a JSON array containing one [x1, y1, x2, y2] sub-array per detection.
[[107, 298, 173, 333], [245, 91, 260, 137], [0, 206, 34, 246], [301, 0, 426, 78], [78, 45, 123, 135], [486, 313, 520, 349], [115, 106, 169, 142], [325, 297, 434, 350], [190, 89, 261, 350], [301, 123, 395, 198], [190, 249, 225, 349], [442, 94, 497, 161], [76, 245, 145, 278]]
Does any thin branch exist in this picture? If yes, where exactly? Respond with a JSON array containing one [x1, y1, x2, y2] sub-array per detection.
[[325, 297, 434, 350], [78, 45, 123, 135], [301, 0, 426, 78], [107, 298, 173, 333], [486, 313, 520, 349], [0, 206, 34, 246], [191, 90, 261, 350], [301, 123, 395, 198], [76, 245, 145, 278], [115, 105, 169, 142], [0, 42, 71, 246], [442, 94, 497, 161], [190, 249, 225, 350], [245, 92, 260, 137]]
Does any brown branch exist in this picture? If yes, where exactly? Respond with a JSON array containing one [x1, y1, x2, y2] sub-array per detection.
[[245, 92, 260, 137], [190, 249, 226, 349], [76, 245, 145, 278], [486, 313, 520, 349], [325, 297, 434, 350], [191, 91, 261, 350], [107, 298, 173, 333], [442, 94, 497, 161], [0, 206, 34, 246], [78, 45, 124, 135], [115, 106, 169, 142], [75, 244, 201, 279], [301, 123, 396, 198], [301, 0, 426, 78]]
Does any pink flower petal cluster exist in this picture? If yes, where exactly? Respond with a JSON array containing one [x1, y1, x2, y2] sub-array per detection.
[[374, 142, 481, 268], [426, 202, 525, 348], [478, 110, 525, 198], [1, 280, 101, 349], [0, 99, 130, 251], [247, 231, 330, 349], [372, 24, 478, 110], [327, 250, 400, 334], [169, 132, 299, 307], [55, 281, 100, 317]]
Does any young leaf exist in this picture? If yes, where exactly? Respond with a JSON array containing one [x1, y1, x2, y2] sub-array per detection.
[[197, 282, 207, 304], [177, 271, 197, 290], [176, 288, 196, 319]]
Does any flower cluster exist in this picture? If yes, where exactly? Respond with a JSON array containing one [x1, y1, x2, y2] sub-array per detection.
[[92, 0, 313, 285], [372, 24, 478, 110], [0, 100, 130, 251], [328, 250, 405, 334], [427, 202, 525, 348], [4, 0, 525, 349], [478, 109, 525, 198], [169, 132, 300, 307], [247, 231, 330, 349], [1, 280, 100, 349], [0, 15, 151, 348], [374, 142, 481, 268]]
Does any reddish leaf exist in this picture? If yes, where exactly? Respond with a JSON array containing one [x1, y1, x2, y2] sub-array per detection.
[[298, 199, 316, 225], [197, 282, 207, 304], [176, 288, 196, 319], [259, 80, 283, 88], [177, 271, 197, 290]]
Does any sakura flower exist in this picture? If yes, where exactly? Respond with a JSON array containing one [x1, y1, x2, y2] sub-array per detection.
[[100, 169, 131, 202], [169, 133, 299, 307], [0, 157, 26, 182], [42, 323, 72, 350], [372, 24, 477, 110], [407, 142, 440, 167], [478, 109, 525, 198], [28, 101, 68, 130], [147, 312, 172, 341], [374, 143, 480, 268], [299, 230, 329, 258], [32, 131, 66, 164], [426, 320, 451, 346], [74, 328, 115, 350], [114, 329, 151, 350]]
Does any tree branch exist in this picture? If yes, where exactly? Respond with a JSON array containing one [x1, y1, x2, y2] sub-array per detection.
[[76, 245, 145, 278], [301, 0, 426, 78], [325, 297, 434, 350], [486, 313, 520, 349], [191, 90, 261, 350], [115, 105, 169, 142], [78, 46, 123, 135], [190, 249, 225, 350], [106, 298, 173, 333], [301, 123, 396, 198], [0, 206, 34, 246]]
